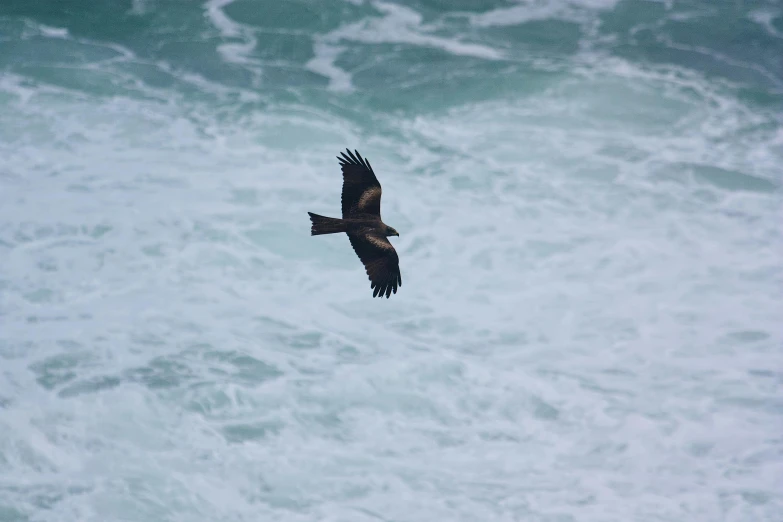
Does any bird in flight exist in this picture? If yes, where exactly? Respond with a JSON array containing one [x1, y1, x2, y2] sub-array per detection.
[[308, 149, 402, 299]]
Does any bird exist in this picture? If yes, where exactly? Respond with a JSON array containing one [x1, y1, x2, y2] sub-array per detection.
[[308, 149, 402, 299]]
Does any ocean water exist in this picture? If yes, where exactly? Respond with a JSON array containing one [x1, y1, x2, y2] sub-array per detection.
[[1, 0, 782, 520]]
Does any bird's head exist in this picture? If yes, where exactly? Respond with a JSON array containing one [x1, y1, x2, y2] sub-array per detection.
[[386, 226, 399, 237]]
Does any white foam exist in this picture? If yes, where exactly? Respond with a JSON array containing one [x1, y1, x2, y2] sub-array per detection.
[[337, 1, 504, 59], [204, 0, 262, 89], [308, 1, 504, 91], [748, 8, 783, 38], [470, 0, 620, 27], [205, 0, 243, 38], [2, 11, 782, 522], [305, 42, 355, 92], [38, 24, 69, 38], [129, 0, 151, 16]]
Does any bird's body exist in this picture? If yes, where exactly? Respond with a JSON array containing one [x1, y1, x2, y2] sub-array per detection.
[[308, 149, 402, 299]]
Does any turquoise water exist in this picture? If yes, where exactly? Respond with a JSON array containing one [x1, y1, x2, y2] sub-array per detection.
[[1, 0, 782, 520]]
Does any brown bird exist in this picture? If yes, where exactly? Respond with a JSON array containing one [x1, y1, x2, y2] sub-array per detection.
[[308, 149, 402, 298]]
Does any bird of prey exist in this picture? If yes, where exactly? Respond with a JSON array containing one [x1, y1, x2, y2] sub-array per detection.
[[308, 149, 402, 299]]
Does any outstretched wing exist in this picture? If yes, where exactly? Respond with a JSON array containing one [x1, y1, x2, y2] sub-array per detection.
[[347, 232, 402, 299], [338, 149, 382, 218]]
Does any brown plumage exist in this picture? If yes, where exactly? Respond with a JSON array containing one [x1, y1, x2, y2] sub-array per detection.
[[308, 149, 402, 299]]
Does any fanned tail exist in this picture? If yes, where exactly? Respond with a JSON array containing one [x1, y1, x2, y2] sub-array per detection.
[[308, 212, 347, 235]]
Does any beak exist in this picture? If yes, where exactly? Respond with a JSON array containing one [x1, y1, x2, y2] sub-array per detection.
[[394, 232, 400, 237]]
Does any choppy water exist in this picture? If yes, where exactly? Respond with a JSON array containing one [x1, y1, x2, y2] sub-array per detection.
[[1, 1, 782, 521]]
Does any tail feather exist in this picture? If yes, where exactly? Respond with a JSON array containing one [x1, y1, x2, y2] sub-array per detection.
[[308, 212, 347, 235]]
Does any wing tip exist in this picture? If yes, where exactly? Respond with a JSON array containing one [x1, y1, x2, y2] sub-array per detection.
[[369, 279, 399, 299], [337, 148, 372, 172]]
